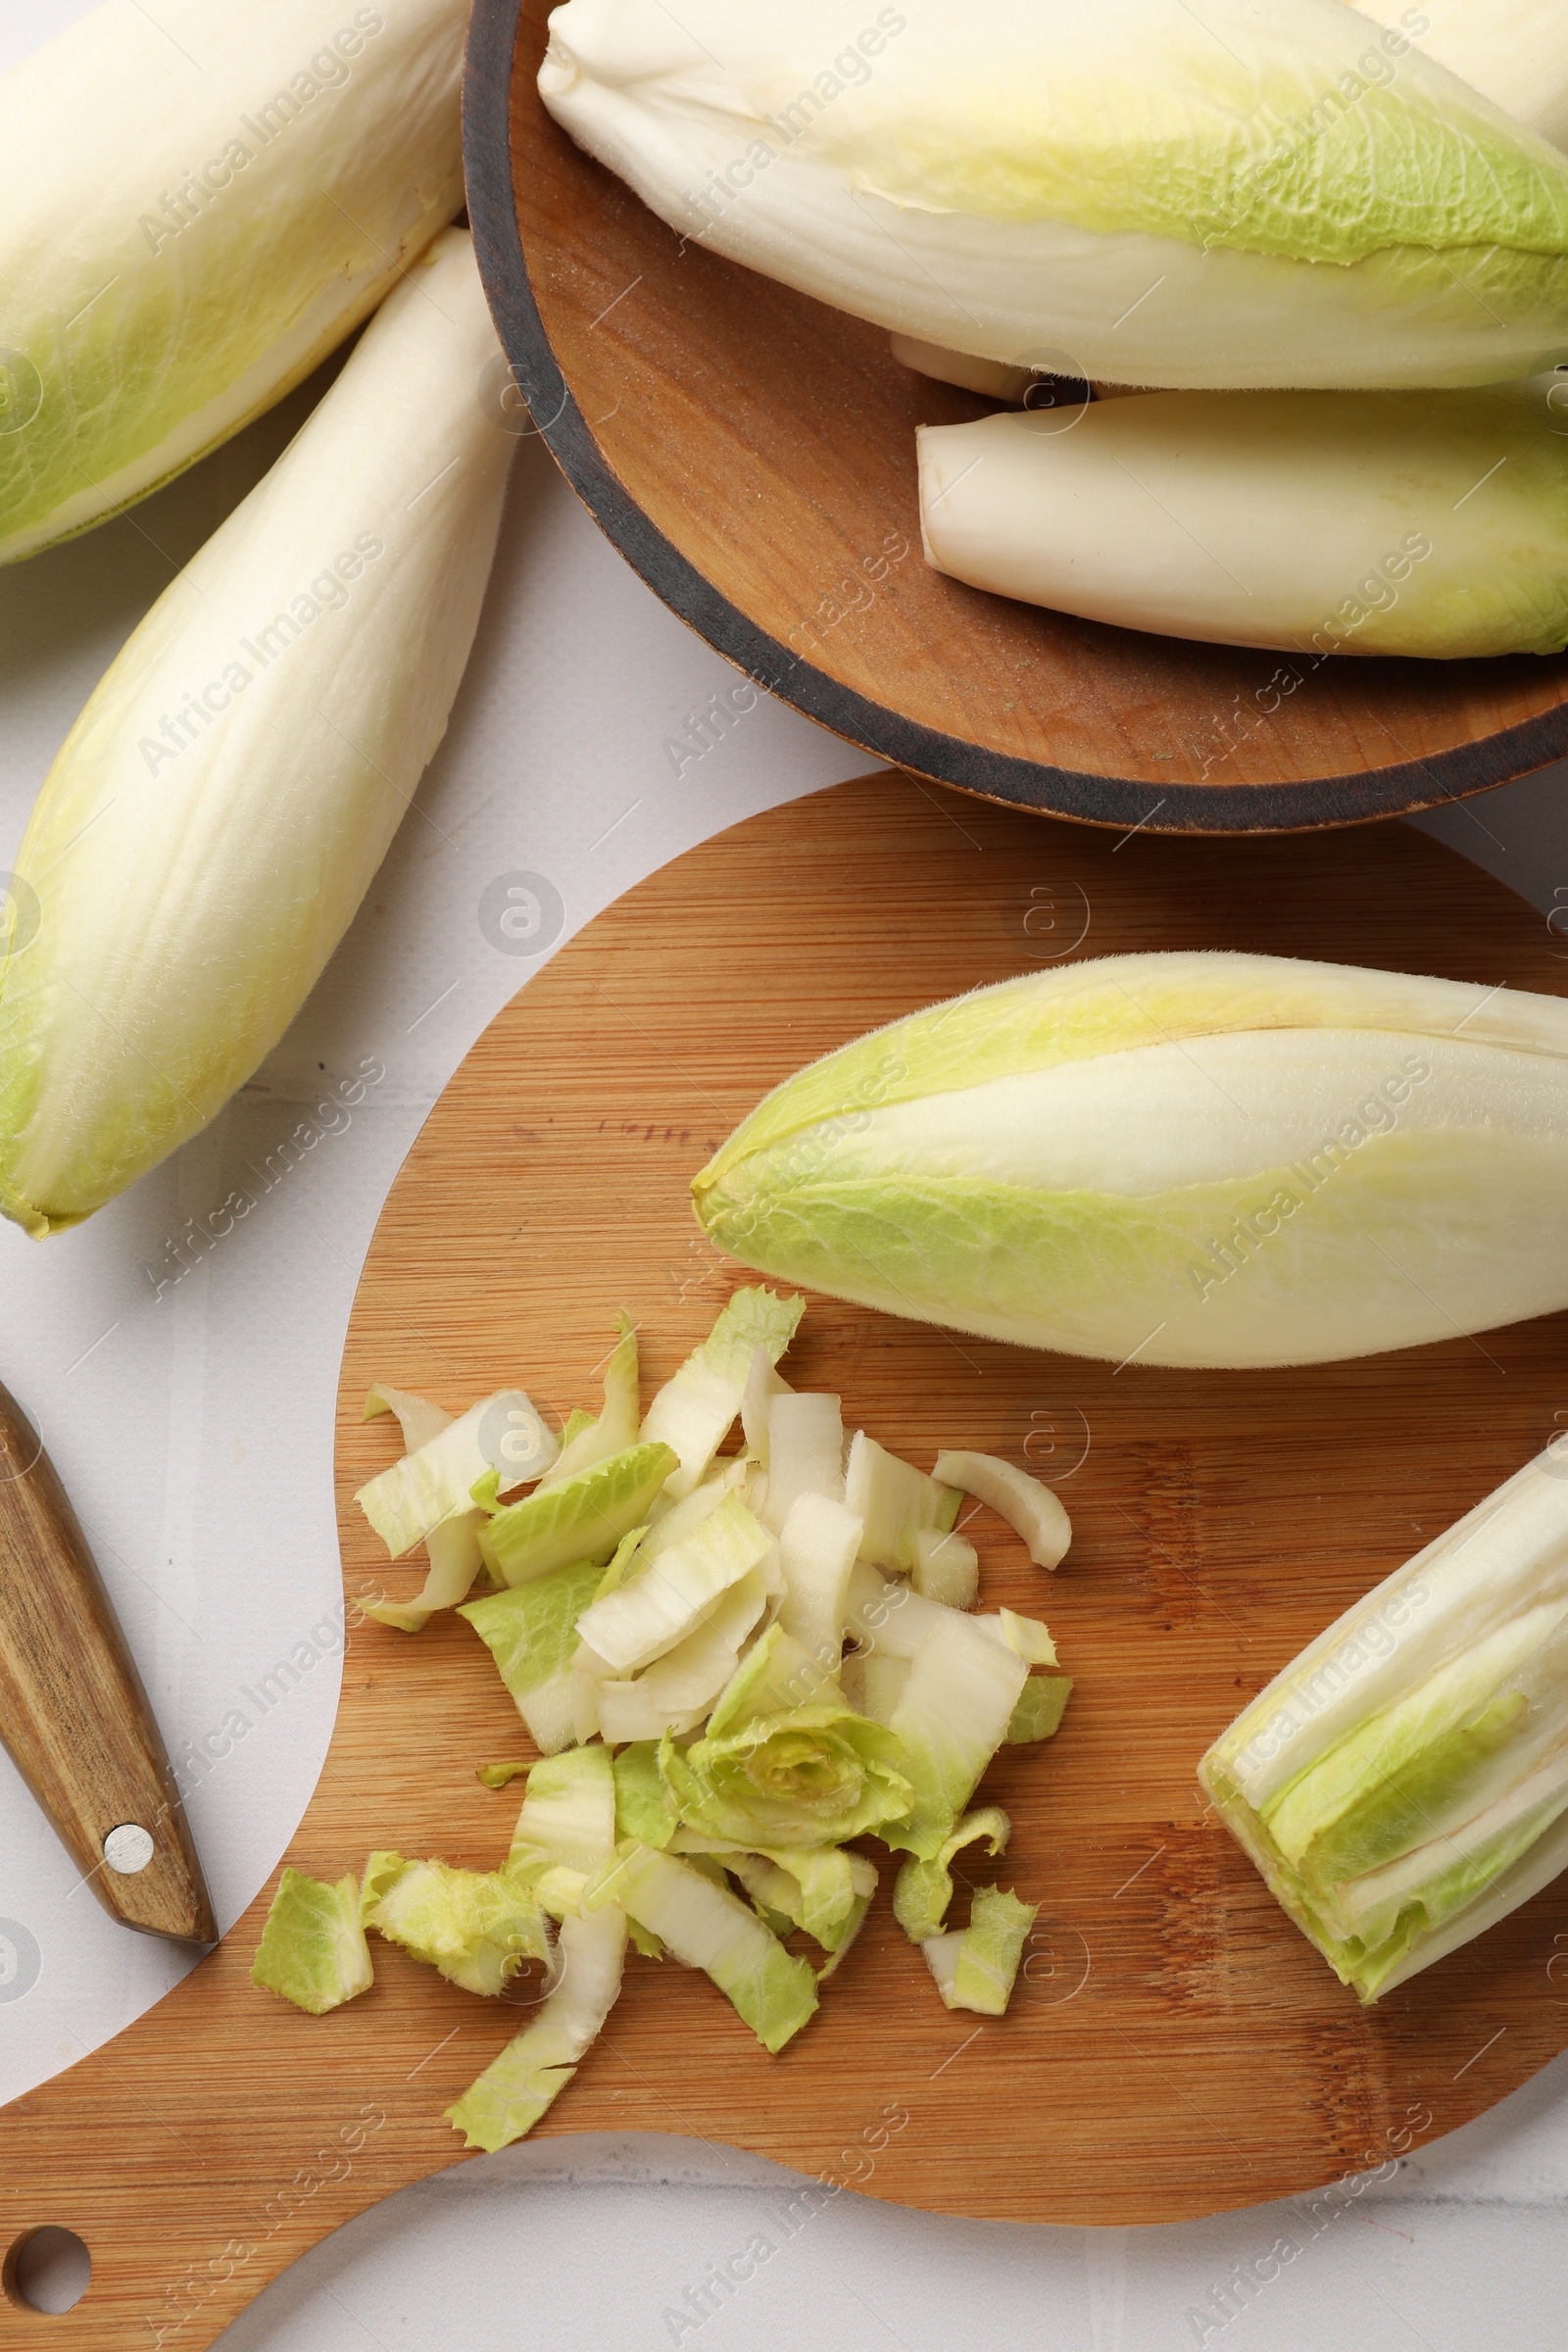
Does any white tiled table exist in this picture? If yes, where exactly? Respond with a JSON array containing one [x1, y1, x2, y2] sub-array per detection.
[[4, 8, 1568, 2341]]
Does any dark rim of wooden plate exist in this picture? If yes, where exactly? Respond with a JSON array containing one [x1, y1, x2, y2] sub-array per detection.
[[463, 0, 1568, 836]]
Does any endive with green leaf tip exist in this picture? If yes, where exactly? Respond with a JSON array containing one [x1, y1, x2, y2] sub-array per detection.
[[0, 229, 514, 1238], [692, 954, 1568, 1371], [918, 379, 1568, 659], [540, 0, 1568, 388], [0, 0, 466, 564]]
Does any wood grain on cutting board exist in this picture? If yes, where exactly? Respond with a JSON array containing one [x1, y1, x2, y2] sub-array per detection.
[[5, 773, 1568, 2347]]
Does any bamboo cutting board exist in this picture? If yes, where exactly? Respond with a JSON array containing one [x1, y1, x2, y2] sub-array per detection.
[[6, 772, 1568, 2344]]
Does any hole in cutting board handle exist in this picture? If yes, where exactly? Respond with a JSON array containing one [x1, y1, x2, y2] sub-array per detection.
[[3, 2229, 91, 2315]]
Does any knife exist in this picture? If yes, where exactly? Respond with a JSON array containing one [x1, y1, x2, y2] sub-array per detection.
[[0, 1380, 216, 1946]]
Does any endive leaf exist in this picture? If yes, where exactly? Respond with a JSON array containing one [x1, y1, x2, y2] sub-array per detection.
[[251, 1868, 373, 2014], [477, 1444, 678, 1588], [357, 1382, 485, 1632], [541, 0, 1568, 389], [357, 1391, 557, 1557], [538, 1314, 641, 1487], [459, 1557, 608, 1753], [588, 1840, 818, 2051], [885, 1615, 1026, 1859], [367, 1858, 552, 1998], [0, 229, 514, 1236], [446, 1904, 629, 2151], [640, 1287, 804, 1496], [0, 0, 466, 564]]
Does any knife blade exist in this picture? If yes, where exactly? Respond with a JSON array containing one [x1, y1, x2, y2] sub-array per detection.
[[0, 1379, 216, 1946]]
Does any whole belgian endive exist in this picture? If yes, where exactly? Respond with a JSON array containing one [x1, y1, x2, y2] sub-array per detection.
[[0, 0, 466, 564], [918, 381, 1568, 660], [0, 231, 514, 1238], [691, 955, 1568, 1371], [539, 0, 1568, 389]]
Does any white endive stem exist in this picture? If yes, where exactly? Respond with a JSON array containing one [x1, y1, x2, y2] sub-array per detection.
[[0, 0, 466, 564], [541, 0, 1568, 389], [917, 380, 1568, 659], [1351, 0, 1568, 149], [0, 229, 514, 1237]]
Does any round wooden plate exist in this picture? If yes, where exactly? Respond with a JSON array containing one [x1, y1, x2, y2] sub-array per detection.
[[7, 776, 1568, 2346], [463, 0, 1568, 836]]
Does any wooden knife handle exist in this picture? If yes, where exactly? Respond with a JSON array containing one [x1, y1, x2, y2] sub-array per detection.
[[0, 1382, 215, 1946]]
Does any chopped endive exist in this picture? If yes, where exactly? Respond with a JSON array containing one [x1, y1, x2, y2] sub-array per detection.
[[841, 1649, 910, 1727], [364, 1381, 450, 1452], [707, 1623, 843, 1732], [1005, 1676, 1074, 1745], [594, 1564, 772, 1741], [358, 1384, 485, 1632], [978, 1609, 1059, 1668], [740, 1345, 792, 1467], [357, 1390, 557, 1558], [641, 1288, 804, 1496], [251, 1868, 373, 2015], [662, 1654, 915, 1848], [846, 1561, 963, 1660], [460, 1558, 607, 1754], [923, 1886, 1040, 2015], [0, 230, 514, 1236], [776, 1493, 862, 1670], [917, 388, 1568, 662], [588, 1841, 818, 2052], [613, 1740, 680, 1847], [845, 1433, 960, 1572], [894, 1808, 1011, 1942], [756, 1847, 876, 1953], [0, 0, 466, 567], [921, 1930, 964, 2006], [886, 1616, 1028, 1858], [932, 1452, 1071, 1571], [360, 1849, 408, 1921], [1200, 1447, 1568, 2000], [723, 1853, 814, 1940], [671, 1831, 877, 1952], [737, 1857, 873, 1970], [568, 1640, 614, 1747], [366, 1856, 551, 1997], [1351, 0, 1568, 150], [639, 1459, 753, 1557], [593, 1526, 653, 1600], [575, 1490, 774, 1673], [760, 1392, 846, 1533], [478, 1442, 678, 1588], [447, 1903, 629, 2151], [509, 1746, 617, 1887], [693, 953, 1568, 1370], [538, 1315, 641, 1486], [909, 1528, 979, 1611], [540, 0, 1568, 390]]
